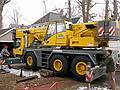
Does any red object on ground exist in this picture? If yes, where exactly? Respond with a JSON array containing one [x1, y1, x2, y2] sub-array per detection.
[[16, 82, 61, 90], [86, 71, 93, 82], [0, 60, 5, 65]]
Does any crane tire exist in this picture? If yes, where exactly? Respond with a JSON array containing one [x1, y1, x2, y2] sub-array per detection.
[[50, 54, 68, 76], [71, 56, 88, 81], [24, 52, 37, 71]]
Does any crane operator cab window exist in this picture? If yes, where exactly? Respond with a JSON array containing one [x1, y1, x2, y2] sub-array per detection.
[[57, 23, 66, 32], [46, 22, 66, 39], [47, 23, 56, 38]]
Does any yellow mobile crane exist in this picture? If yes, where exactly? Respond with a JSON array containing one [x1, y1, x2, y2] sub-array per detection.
[[13, 26, 47, 56], [44, 21, 107, 47], [11, 19, 117, 81]]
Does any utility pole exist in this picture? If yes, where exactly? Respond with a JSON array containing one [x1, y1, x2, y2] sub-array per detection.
[[68, 0, 71, 19], [113, 0, 118, 20], [43, 0, 47, 15], [104, 0, 109, 40], [105, 0, 109, 20]]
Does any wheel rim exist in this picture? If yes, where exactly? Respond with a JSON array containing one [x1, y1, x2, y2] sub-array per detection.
[[27, 56, 33, 66], [53, 59, 63, 71], [76, 62, 87, 75]]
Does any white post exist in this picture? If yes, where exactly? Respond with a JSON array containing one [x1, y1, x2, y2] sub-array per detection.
[[87, 83, 91, 90]]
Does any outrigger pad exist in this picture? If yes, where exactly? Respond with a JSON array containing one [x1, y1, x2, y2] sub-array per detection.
[[39, 69, 54, 77]]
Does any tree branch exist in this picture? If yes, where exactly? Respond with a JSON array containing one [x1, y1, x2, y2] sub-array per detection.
[[76, 0, 82, 5], [3, 0, 11, 5], [89, 2, 97, 11]]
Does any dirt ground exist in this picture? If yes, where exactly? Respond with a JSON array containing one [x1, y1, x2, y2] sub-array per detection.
[[0, 70, 79, 90], [0, 69, 120, 90]]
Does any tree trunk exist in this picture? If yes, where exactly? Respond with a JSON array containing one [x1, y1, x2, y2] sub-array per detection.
[[76, 0, 93, 23], [81, 0, 91, 22], [86, 0, 91, 22], [0, 10, 3, 30], [81, 0, 86, 22], [0, 0, 11, 30], [0, 0, 4, 30]]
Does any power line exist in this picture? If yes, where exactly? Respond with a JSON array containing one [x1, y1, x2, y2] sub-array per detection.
[[68, 0, 71, 19]]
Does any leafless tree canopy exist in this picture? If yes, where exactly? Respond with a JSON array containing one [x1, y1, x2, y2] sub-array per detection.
[[8, 8, 22, 25], [0, 0, 11, 30], [76, 0, 96, 22]]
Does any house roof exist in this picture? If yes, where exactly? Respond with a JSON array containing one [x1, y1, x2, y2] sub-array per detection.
[[33, 12, 65, 25], [33, 12, 80, 26], [0, 31, 13, 42], [0, 28, 13, 40], [0, 28, 12, 36]]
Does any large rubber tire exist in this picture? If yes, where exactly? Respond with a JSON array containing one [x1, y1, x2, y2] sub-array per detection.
[[24, 52, 37, 71], [71, 56, 88, 81], [50, 54, 68, 76]]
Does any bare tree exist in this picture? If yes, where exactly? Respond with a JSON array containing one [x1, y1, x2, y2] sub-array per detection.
[[76, 0, 96, 22], [69, 0, 82, 18], [9, 7, 22, 25], [0, 0, 11, 29], [117, 1, 120, 20]]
